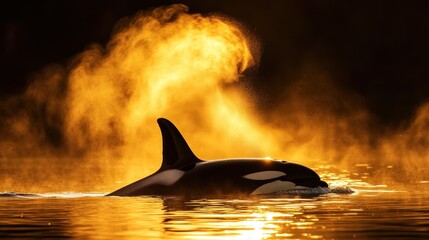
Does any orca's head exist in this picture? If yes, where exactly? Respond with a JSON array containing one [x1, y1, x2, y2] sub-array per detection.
[[242, 160, 328, 190], [277, 161, 328, 188]]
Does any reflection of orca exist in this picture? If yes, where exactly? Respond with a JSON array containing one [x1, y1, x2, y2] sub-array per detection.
[[108, 118, 328, 197]]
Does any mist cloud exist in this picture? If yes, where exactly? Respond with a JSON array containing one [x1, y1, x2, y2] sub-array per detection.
[[0, 4, 427, 192]]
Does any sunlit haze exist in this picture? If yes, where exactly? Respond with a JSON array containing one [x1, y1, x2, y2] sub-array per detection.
[[0, 4, 428, 192]]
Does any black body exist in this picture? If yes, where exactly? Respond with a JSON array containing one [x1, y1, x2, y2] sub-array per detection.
[[108, 118, 328, 197]]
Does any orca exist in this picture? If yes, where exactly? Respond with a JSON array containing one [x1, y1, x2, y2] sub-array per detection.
[[108, 118, 328, 197]]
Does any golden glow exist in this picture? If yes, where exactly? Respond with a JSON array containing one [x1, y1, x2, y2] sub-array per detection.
[[0, 5, 280, 191], [0, 4, 428, 192]]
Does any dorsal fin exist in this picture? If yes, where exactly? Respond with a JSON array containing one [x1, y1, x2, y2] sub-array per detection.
[[157, 118, 202, 171]]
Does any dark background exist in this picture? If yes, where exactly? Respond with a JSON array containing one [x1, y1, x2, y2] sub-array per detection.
[[1, 0, 429, 128]]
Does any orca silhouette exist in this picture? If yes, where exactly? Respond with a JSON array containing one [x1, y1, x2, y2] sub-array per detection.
[[108, 118, 328, 197]]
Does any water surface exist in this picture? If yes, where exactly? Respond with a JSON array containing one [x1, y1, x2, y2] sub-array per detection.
[[1, 167, 428, 239]]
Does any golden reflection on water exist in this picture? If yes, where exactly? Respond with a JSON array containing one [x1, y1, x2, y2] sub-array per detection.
[[161, 198, 325, 239], [1, 165, 429, 239]]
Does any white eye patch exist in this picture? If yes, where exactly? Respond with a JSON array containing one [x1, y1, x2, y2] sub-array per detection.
[[243, 171, 286, 180]]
